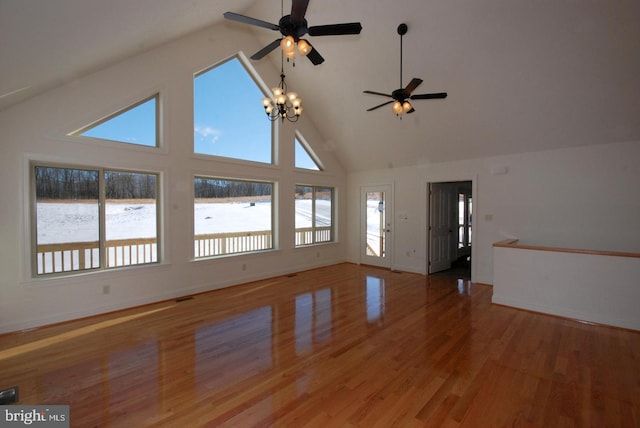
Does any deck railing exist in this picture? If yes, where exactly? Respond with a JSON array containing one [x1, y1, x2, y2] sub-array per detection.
[[194, 230, 273, 258], [294, 226, 332, 247], [37, 227, 332, 274], [36, 238, 158, 274]]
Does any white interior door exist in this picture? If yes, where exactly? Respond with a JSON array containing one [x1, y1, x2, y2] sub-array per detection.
[[428, 182, 455, 273], [361, 185, 393, 269]]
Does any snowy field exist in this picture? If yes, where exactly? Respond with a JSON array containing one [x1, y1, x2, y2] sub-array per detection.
[[35, 199, 383, 273], [37, 200, 331, 244]]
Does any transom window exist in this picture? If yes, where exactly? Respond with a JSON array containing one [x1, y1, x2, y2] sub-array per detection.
[[194, 57, 273, 164], [71, 95, 159, 147], [295, 133, 321, 171], [33, 164, 159, 276], [295, 185, 334, 246], [194, 177, 274, 257]]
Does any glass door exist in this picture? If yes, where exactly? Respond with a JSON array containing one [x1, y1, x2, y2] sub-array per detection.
[[361, 185, 392, 268]]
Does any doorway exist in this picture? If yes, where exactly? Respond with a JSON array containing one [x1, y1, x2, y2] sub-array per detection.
[[361, 185, 393, 269], [428, 181, 472, 279]]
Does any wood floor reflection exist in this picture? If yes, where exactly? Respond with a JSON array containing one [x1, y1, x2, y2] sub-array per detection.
[[1, 263, 639, 427]]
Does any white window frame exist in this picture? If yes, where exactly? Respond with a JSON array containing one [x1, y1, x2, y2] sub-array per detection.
[[295, 185, 334, 247], [31, 162, 161, 277], [193, 176, 275, 258]]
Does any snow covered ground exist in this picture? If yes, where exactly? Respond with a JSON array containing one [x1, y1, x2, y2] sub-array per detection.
[[35, 199, 384, 273], [37, 200, 331, 244]]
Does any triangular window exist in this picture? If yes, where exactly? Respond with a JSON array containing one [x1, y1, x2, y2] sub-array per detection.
[[194, 56, 273, 164], [295, 133, 322, 171], [72, 95, 158, 147]]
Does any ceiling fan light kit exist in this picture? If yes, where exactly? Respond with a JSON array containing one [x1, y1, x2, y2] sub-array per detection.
[[364, 23, 448, 117], [224, 0, 362, 66], [296, 38, 312, 56], [279, 35, 312, 59]]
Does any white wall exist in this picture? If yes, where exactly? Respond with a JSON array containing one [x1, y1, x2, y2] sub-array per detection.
[[347, 140, 640, 285], [493, 245, 640, 330], [0, 22, 347, 333]]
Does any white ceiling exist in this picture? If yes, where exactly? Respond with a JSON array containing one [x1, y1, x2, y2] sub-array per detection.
[[2, 0, 640, 171]]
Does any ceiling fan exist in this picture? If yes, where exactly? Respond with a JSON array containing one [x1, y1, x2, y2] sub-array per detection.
[[364, 23, 447, 116], [223, 0, 362, 65]]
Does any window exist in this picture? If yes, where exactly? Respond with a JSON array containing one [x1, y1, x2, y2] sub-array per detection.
[[295, 185, 334, 246], [33, 164, 159, 276], [194, 177, 273, 257], [194, 57, 273, 164], [295, 134, 321, 170], [71, 95, 159, 147], [458, 191, 472, 251]]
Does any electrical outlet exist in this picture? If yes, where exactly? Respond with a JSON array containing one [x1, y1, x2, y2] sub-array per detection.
[[242, 263, 247, 271], [102, 285, 110, 295]]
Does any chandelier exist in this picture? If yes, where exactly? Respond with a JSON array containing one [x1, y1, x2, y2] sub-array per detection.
[[261, 59, 303, 122]]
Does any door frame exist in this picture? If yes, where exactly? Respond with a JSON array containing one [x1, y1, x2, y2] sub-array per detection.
[[426, 177, 477, 281], [360, 184, 394, 269]]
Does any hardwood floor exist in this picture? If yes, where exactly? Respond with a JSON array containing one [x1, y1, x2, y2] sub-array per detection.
[[1, 263, 639, 427]]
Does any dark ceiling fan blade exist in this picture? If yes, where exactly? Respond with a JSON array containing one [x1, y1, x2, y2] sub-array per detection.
[[306, 45, 325, 65], [367, 100, 394, 112], [291, 0, 310, 23], [363, 90, 394, 98], [250, 39, 282, 60], [403, 78, 423, 96], [308, 23, 363, 36], [410, 92, 448, 100], [362, 23, 448, 115], [223, 12, 279, 31]]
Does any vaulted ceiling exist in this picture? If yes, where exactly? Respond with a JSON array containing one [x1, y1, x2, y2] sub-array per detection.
[[2, 0, 639, 171]]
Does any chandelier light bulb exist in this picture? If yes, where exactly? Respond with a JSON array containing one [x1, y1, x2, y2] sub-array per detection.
[[392, 101, 403, 115], [287, 92, 298, 101], [402, 101, 412, 112]]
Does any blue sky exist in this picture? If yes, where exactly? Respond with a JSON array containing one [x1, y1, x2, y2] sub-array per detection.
[[80, 97, 157, 147], [194, 57, 272, 163], [80, 56, 319, 169]]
